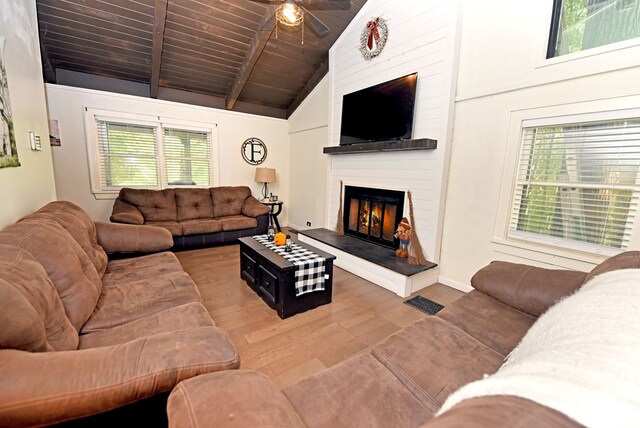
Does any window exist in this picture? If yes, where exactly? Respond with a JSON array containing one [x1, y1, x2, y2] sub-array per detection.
[[547, 0, 640, 58], [85, 109, 218, 198], [509, 117, 640, 253]]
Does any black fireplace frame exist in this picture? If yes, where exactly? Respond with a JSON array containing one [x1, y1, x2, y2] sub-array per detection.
[[343, 185, 405, 250]]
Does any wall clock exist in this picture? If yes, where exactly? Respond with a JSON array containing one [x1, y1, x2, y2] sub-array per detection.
[[241, 137, 267, 165], [359, 17, 388, 60]]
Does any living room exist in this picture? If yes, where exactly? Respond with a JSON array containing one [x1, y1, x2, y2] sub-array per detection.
[[1, 0, 640, 426]]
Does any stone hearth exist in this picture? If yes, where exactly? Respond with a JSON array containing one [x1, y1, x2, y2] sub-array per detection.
[[298, 228, 438, 297]]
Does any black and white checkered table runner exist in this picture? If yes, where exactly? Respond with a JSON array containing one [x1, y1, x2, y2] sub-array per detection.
[[253, 235, 329, 296]]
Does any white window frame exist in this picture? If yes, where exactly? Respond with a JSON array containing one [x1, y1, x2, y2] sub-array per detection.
[[536, 0, 640, 71], [493, 96, 640, 265], [84, 108, 220, 199]]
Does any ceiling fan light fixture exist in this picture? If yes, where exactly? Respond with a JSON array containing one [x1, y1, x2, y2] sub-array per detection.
[[276, 3, 303, 27]]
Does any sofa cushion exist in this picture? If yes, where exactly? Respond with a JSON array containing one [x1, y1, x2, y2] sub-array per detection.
[[210, 186, 251, 217], [470, 261, 586, 316], [436, 290, 536, 357], [119, 188, 177, 221], [218, 215, 258, 231], [283, 353, 432, 427], [24, 201, 108, 278], [583, 250, 640, 283], [79, 302, 214, 349], [242, 196, 270, 217], [110, 199, 144, 225], [0, 245, 78, 352], [175, 188, 215, 221], [168, 371, 307, 428], [81, 252, 203, 333], [181, 219, 223, 235], [371, 316, 504, 413], [146, 220, 183, 236], [0, 219, 102, 331]]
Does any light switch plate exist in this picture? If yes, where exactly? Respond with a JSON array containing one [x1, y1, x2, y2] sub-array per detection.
[[29, 131, 42, 151]]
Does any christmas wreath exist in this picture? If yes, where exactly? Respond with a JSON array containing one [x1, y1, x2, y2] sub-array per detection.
[[359, 17, 388, 60]]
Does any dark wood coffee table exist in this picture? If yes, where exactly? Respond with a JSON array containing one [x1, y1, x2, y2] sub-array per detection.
[[238, 236, 336, 319]]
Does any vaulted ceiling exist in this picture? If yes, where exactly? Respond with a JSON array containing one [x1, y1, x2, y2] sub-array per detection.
[[35, 0, 368, 119]]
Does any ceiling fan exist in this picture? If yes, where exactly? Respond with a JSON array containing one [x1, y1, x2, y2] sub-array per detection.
[[251, 0, 351, 38]]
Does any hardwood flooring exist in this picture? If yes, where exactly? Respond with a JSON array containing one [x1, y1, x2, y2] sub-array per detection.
[[175, 241, 464, 389]]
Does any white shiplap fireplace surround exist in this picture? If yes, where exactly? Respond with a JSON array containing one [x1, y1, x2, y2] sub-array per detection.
[[298, 0, 462, 295]]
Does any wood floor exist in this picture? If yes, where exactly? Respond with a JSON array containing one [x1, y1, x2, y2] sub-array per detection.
[[175, 241, 464, 389]]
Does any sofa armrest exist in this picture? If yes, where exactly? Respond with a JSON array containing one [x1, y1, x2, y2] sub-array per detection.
[[110, 199, 144, 225], [242, 196, 271, 217], [167, 370, 306, 428], [95, 221, 173, 254], [470, 261, 587, 316], [0, 327, 239, 427]]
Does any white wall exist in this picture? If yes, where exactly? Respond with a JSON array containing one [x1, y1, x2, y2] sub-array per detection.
[[287, 76, 330, 231], [0, 0, 56, 229], [439, 0, 640, 290], [46, 85, 289, 223], [325, 0, 461, 264]]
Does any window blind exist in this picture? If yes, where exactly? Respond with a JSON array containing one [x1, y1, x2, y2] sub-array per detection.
[[509, 118, 640, 251], [162, 127, 211, 186], [96, 121, 158, 189]]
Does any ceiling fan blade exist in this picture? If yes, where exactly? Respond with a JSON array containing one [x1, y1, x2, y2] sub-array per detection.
[[302, 0, 351, 11], [304, 9, 329, 37], [259, 12, 277, 31], [249, 0, 282, 4]]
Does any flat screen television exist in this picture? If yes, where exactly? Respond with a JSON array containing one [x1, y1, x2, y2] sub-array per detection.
[[339, 72, 418, 145]]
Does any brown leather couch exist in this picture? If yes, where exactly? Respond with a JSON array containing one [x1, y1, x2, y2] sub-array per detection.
[[110, 186, 271, 250], [165, 251, 640, 427], [0, 201, 240, 427]]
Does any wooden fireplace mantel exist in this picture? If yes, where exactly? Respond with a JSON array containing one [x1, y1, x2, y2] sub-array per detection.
[[323, 138, 437, 155]]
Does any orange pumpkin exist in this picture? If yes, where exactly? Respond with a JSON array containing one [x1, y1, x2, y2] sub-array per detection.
[[274, 232, 286, 246]]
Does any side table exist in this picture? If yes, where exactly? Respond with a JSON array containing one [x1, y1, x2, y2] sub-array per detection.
[[262, 201, 283, 232]]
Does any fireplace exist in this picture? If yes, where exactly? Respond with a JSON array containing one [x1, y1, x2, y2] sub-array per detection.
[[343, 186, 405, 249]]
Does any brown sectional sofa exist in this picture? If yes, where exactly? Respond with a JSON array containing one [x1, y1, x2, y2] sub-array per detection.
[[110, 186, 270, 250], [165, 251, 640, 427], [0, 201, 240, 427]]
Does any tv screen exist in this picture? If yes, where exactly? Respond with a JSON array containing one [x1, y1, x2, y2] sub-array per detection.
[[339, 72, 417, 145]]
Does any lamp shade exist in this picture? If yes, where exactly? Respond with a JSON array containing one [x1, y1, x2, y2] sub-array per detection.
[[255, 167, 276, 183]]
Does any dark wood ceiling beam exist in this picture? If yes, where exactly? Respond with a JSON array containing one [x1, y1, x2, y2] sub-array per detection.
[[150, 0, 168, 98], [287, 57, 328, 117], [38, 34, 57, 83], [225, 16, 275, 111]]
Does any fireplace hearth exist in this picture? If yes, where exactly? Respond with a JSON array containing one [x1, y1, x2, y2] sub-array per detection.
[[343, 186, 404, 249]]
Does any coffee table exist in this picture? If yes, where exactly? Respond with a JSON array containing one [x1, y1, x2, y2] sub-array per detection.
[[238, 236, 336, 319]]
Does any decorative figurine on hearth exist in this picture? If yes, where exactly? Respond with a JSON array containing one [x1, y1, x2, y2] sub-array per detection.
[[394, 217, 411, 258]]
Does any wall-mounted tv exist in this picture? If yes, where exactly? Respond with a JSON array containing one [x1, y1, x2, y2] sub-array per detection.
[[339, 72, 418, 145]]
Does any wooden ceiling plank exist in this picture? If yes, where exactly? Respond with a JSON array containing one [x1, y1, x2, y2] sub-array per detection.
[[150, 0, 168, 98], [47, 46, 149, 69], [37, 0, 153, 32], [37, 13, 151, 43], [286, 57, 329, 117], [54, 62, 149, 82], [163, 49, 240, 76], [38, 23, 152, 51], [45, 39, 151, 62]]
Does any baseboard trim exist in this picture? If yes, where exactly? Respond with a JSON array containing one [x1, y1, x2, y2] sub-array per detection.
[[437, 276, 472, 293]]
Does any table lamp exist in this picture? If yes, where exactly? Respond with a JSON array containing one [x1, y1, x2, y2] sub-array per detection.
[[255, 167, 276, 200]]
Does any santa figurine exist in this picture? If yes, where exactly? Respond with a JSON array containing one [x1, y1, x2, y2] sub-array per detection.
[[394, 217, 411, 258]]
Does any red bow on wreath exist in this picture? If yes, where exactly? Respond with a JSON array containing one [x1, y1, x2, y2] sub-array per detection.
[[366, 18, 380, 50]]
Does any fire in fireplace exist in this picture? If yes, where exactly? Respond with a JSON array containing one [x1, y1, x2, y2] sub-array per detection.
[[343, 186, 405, 249]]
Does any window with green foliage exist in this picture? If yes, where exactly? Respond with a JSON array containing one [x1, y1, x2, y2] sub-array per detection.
[[510, 118, 640, 252], [86, 109, 217, 197], [548, 0, 640, 58]]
